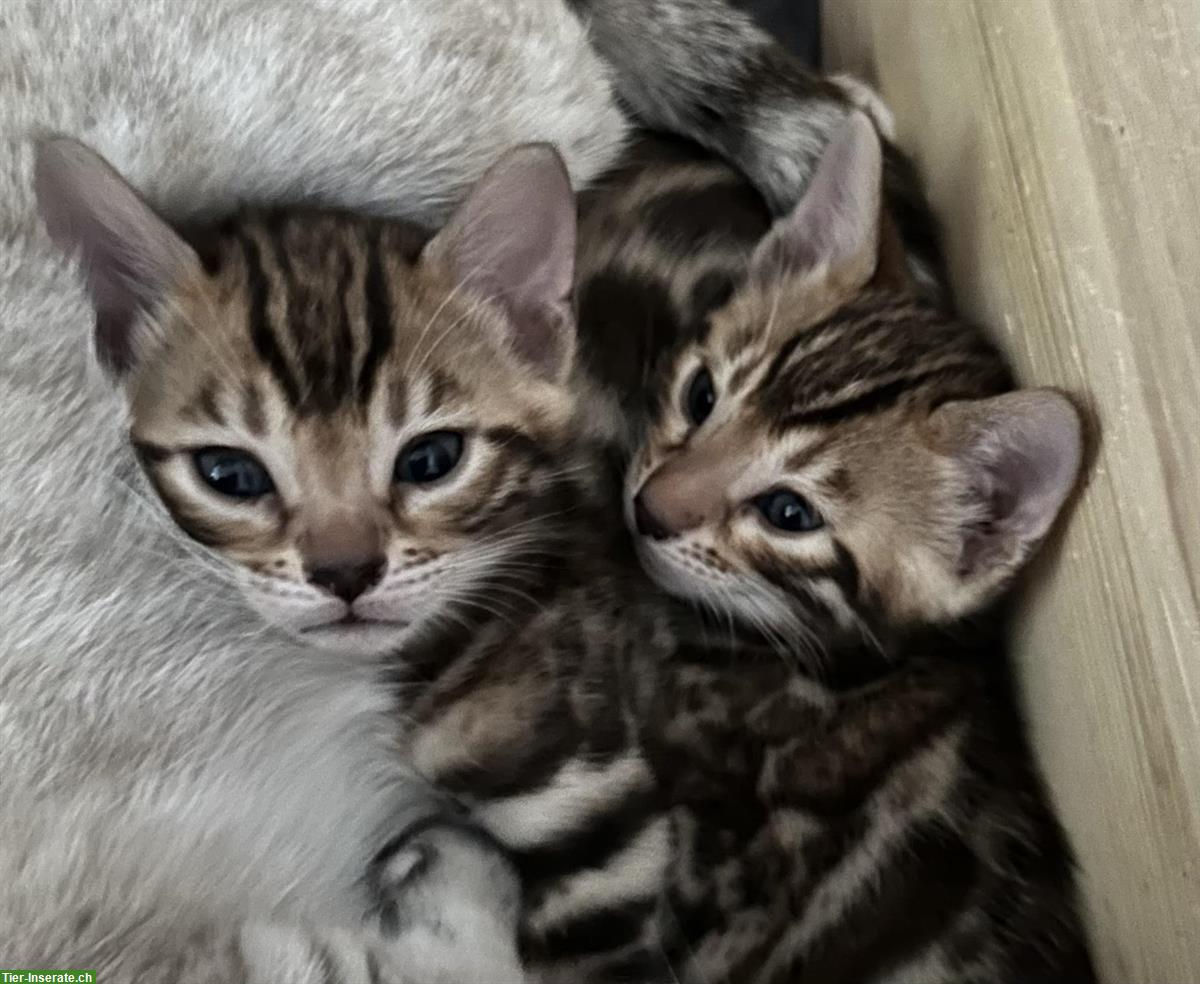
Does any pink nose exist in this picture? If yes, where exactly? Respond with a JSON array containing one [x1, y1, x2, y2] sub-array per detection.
[[632, 467, 722, 539]]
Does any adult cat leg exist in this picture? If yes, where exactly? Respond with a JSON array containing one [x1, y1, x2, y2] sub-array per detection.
[[239, 817, 525, 983]]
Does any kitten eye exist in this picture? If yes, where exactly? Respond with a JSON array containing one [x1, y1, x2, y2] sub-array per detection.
[[684, 367, 716, 426], [194, 447, 274, 499], [753, 489, 824, 533], [395, 431, 464, 484]]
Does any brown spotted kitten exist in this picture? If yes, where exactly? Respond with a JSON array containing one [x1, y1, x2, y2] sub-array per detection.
[[570, 112, 1098, 981], [37, 116, 1094, 983]]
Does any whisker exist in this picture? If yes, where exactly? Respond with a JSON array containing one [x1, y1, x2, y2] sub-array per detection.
[[403, 272, 475, 376]]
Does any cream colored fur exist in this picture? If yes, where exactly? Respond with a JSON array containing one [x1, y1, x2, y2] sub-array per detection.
[[0, 0, 626, 978]]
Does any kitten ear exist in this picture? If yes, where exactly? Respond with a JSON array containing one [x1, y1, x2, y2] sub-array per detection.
[[748, 110, 882, 290], [932, 389, 1084, 597], [422, 143, 577, 382], [34, 137, 200, 378]]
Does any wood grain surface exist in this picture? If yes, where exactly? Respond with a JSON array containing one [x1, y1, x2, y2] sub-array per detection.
[[824, 2, 1200, 980]]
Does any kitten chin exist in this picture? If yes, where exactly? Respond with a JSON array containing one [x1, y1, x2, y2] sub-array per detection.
[[294, 619, 414, 658], [35, 138, 582, 672], [231, 590, 408, 658]]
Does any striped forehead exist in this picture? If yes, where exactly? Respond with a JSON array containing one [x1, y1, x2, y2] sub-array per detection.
[[204, 211, 432, 417], [747, 294, 1012, 430]]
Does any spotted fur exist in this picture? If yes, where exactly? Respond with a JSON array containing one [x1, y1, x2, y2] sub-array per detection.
[[567, 114, 1097, 981], [82, 124, 1097, 983], [569, 0, 947, 301], [10, 1, 961, 978], [32, 38, 1093, 984]]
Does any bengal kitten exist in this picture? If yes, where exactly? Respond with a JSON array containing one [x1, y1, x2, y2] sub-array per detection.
[[570, 113, 1098, 980], [36, 117, 1094, 983]]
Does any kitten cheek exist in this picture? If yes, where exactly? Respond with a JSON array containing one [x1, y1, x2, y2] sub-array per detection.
[[353, 589, 434, 628], [634, 535, 711, 600]]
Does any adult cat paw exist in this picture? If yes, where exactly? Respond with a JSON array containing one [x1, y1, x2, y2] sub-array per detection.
[[829, 72, 897, 140], [367, 817, 525, 983]]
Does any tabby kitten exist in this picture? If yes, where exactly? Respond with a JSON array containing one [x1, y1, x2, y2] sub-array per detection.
[[34, 136, 683, 982], [36, 112, 1095, 982], [12, 0, 934, 973], [571, 114, 1098, 980]]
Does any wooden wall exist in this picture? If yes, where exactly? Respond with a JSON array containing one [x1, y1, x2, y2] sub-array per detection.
[[824, 1, 1200, 980]]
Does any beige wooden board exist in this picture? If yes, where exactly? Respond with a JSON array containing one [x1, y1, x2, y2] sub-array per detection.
[[825, 1, 1200, 980]]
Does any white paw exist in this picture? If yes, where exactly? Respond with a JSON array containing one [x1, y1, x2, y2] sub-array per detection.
[[237, 821, 524, 984], [830, 72, 897, 141], [369, 819, 526, 983], [239, 922, 334, 984]]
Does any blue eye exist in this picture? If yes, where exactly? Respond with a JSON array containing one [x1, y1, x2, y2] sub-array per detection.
[[685, 367, 716, 426], [754, 489, 824, 533], [395, 431, 464, 484], [194, 447, 274, 499]]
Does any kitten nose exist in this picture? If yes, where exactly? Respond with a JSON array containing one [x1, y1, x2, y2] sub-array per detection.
[[307, 557, 385, 603], [633, 492, 675, 541]]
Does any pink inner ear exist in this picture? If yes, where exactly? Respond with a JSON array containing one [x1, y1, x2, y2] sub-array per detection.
[[748, 110, 882, 286], [952, 390, 1084, 577], [422, 143, 577, 381], [34, 137, 198, 375]]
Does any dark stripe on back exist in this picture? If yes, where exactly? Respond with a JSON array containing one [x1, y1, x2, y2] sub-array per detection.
[[640, 179, 771, 253], [514, 788, 658, 890], [576, 270, 681, 399], [437, 736, 574, 802], [240, 233, 302, 407], [521, 899, 655, 963], [687, 269, 739, 324], [763, 707, 965, 816], [761, 818, 978, 984], [586, 947, 673, 984], [434, 656, 580, 801]]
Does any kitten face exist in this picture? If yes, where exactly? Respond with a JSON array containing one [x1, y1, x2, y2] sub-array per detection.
[[36, 140, 579, 659], [628, 281, 1015, 642], [126, 214, 573, 655], [625, 114, 1083, 650]]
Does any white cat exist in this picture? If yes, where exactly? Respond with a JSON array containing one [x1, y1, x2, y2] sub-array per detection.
[[1, 2, 621, 978], [0, 0, 859, 978]]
